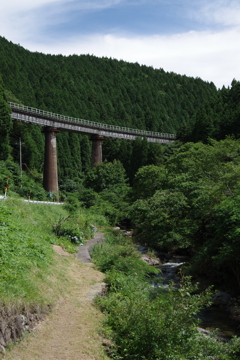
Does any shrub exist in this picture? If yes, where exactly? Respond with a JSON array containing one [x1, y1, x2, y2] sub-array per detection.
[[93, 231, 240, 360], [63, 193, 81, 213], [97, 276, 240, 360], [51, 213, 95, 246]]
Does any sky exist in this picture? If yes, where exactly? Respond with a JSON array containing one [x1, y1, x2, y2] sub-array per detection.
[[1, 0, 240, 89]]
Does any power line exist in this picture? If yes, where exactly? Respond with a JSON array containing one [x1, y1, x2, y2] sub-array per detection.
[[23, 163, 43, 178]]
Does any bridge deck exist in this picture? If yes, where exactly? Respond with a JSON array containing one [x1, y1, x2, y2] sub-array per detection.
[[9, 102, 176, 143]]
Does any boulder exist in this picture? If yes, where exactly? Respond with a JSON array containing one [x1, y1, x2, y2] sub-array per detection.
[[141, 255, 161, 266], [212, 291, 231, 306]]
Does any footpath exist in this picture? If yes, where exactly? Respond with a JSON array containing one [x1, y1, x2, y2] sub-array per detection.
[[4, 232, 108, 360], [76, 232, 105, 264]]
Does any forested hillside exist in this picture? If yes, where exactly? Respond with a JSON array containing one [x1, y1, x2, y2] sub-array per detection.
[[2, 35, 240, 358], [0, 36, 217, 183], [178, 79, 240, 143]]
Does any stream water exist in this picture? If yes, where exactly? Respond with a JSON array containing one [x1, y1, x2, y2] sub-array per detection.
[[138, 246, 240, 339], [198, 306, 240, 339]]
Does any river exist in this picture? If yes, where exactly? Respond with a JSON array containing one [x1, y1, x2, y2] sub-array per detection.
[[139, 246, 240, 340]]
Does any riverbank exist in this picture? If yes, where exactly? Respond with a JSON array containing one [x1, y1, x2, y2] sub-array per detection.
[[4, 246, 109, 360], [91, 231, 240, 359]]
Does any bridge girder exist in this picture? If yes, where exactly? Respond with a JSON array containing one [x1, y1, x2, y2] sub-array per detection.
[[9, 103, 176, 197]]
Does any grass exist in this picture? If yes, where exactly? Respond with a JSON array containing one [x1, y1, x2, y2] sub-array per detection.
[[3, 248, 110, 360], [0, 191, 109, 359], [0, 197, 108, 305]]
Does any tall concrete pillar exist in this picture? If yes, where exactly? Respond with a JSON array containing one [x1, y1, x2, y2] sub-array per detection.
[[43, 127, 59, 194], [90, 135, 104, 167]]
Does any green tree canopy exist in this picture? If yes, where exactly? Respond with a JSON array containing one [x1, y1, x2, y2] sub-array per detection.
[[0, 76, 12, 160], [84, 160, 127, 193]]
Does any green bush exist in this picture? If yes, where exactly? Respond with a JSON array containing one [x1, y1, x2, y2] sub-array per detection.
[[78, 187, 98, 208], [84, 160, 128, 193], [0, 159, 49, 201], [51, 213, 95, 245], [63, 193, 81, 213], [93, 231, 240, 360], [97, 275, 240, 360], [91, 231, 148, 272]]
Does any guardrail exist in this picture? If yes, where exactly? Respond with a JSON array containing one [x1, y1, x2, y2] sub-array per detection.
[[8, 102, 176, 140], [0, 195, 63, 205]]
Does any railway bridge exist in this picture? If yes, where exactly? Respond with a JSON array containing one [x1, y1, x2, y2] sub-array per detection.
[[9, 102, 175, 195]]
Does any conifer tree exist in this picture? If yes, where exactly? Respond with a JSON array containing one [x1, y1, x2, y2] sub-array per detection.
[[0, 76, 12, 160]]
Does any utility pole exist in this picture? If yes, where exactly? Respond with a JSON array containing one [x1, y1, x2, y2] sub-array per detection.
[[14, 137, 24, 185], [19, 137, 22, 180]]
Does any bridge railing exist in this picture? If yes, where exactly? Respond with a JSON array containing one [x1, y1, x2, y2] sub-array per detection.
[[8, 102, 176, 139]]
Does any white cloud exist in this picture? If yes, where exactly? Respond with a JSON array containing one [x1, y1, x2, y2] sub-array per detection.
[[0, 0, 125, 43], [1, 0, 240, 89], [192, 0, 240, 27]]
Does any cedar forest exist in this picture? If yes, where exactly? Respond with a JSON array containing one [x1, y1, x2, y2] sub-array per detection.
[[1, 35, 240, 298]]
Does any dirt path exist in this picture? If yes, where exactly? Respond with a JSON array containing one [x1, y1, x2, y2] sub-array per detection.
[[4, 233, 109, 360]]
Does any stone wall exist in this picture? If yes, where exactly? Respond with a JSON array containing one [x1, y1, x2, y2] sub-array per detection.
[[0, 304, 51, 355]]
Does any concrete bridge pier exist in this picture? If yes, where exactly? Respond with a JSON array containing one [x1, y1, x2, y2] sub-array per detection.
[[43, 126, 59, 195], [90, 135, 104, 167]]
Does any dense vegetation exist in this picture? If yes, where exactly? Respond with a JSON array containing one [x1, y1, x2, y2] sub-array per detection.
[[67, 137, 240, 294], [1, 35, 240, 358], [0, 36, 217, 183], [1, 37, 240, 291], [178, 79, 240, 143], [92, 231, 240, 359], [0, 196, 107, 306], [129, 138, 240, 292]]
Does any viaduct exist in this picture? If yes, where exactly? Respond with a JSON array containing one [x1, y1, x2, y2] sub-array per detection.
[[9, 102, 175, 195]]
